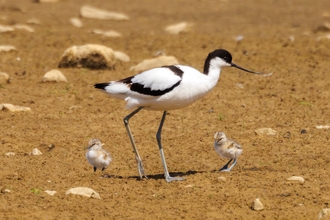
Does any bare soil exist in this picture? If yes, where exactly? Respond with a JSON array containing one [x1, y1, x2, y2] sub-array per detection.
[[1, 0, 330, 219]]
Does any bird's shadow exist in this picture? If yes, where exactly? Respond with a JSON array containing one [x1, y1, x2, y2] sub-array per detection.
[[101, 170, 205, 181]]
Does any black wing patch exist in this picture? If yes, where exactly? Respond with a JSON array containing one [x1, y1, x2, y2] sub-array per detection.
[[128, 65, 183, 96], [94, 83, 110, 90], [95, 65, 183, 96], [130, 80, 181, 96], [161, 65, 184, 77]]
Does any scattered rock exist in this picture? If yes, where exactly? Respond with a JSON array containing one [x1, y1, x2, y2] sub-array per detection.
[[300, 129, 307, 134], [38, 143, 55, 152], [92, 29, 122, 38], [26, 18, 42, 25], [287, 176, 305, 184], [30, 148, 42, 155], [316, 125, 330, 129], [164, 22, 193, 35], [44, 190, 57, 196], [235, 83, 244, 89], [0, 72, 10, 84], [80, 5, 129, 21], [251, 198, 264, 211], [69, 105, 82, 110], [319, 208, 330, 220], [0, 45, 17, 53], [114, 51, 130, 62], [255, 128, 276, 136], [1, 188, 10, 193], [65, 187, 101, 199], [42, 69, 67, 82], [288, 35, 295, 42], [0, 25, 15, 33], [4, 152, 15, 156], [58, 44, 116, 69], [316, 34, 330, 41], [130, 55, 179, 72], [1, 103, 31, 112], [70, 17, 83, 28], [234, 35, 244, 42], [315, 22, 330, 33], [217, 176, 226, 181], [13, 24, 35, 33]]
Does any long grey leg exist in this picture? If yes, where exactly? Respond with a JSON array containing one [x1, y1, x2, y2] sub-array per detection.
[[220, 159, 238, 172], [123, 107, 147, 179], [156, 111, 185, 182], [226, 159, 237, 171], [219, 159, 233, 171]]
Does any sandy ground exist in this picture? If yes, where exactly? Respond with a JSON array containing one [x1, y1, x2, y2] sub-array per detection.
[[1, 0, 330, 219]]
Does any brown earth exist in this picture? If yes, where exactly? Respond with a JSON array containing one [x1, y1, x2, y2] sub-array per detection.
[[1, 0, 330, 219]]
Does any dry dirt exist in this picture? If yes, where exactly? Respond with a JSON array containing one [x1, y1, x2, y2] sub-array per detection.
[[1, 0, 330, 219]]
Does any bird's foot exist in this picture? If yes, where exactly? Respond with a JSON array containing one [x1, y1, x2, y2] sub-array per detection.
[[137, 160, 148, 180], [219, 168, 231, 172], [165, 175, 185, 182]]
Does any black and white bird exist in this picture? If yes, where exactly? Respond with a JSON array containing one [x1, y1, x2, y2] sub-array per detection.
[[213, 132, 243, 172], [94, 49, 263, 182], [85, 138, 112, 172]]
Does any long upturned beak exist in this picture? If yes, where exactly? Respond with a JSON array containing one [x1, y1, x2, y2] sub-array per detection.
[[231, 63, 263, 74]]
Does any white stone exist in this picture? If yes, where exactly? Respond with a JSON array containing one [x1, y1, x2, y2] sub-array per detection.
[[27, 18, 42, 25], [255, 128, 276, 136], [287, 176, 305, 184], [65, 187, 100, 199], [31, 148, 42, 155], [92, 29, 122, 38], [319, 208, 330, 220], [114, 51, 130, 62], [0, 25, 14, 33], [165, 22, 193, 35], [130, 55, 179, 72], [0, 72, 10, 84], [316, 34, 330, 41], [70, 17, 83, 28], [0, 45, 17, 52], [80, 5, 129, 21], [4, 152, 15, 156], [58, 44, 116, 69], [251, 198, 264, 211], [14, 24, 35, 33], [217, 176, 226, 181], [316, 125, 330, 129], [44, 190, 57, 196], [42, 69, 67, 82], [1, 103, 31, 112], [235, 35, 244, 42]]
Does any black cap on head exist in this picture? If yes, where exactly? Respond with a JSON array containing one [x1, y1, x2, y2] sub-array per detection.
[[203, 49, 232, 74]]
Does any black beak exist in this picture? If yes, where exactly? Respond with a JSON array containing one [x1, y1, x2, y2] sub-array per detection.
[[231, 63, 262, 74]]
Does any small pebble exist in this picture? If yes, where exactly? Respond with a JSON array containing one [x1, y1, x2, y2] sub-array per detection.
[[31, 148, 42, 155], [251, 198, 264, 211], [255, 128, 276, 136], [164, 22, 192, 35], [42, 69, 67, 82], [319, 208, 330, 220], [287, 176, 305, 184], [66, 187, 100, 199]]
